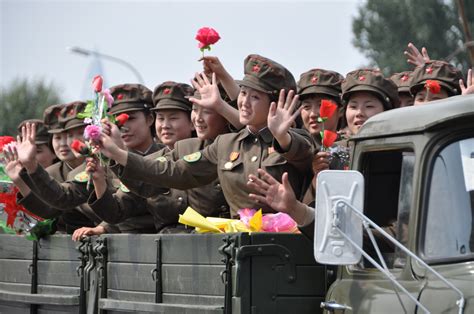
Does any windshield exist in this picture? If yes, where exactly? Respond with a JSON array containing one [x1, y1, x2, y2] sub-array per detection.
[[424, 137, 474, 260]]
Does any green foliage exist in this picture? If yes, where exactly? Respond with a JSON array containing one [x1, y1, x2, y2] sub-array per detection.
[[76, 100, 95, 119], [353, 0, 474, 75], [0, 79, 62, 136]]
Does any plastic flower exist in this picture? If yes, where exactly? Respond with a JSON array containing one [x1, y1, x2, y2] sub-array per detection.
[[92, 75, 103, 93], [322, 130, 338, 149], [425, 80, 441, 94], [102, 88, 114, 108], [319, 99, 338, 121], [195, 27, 220, 52], [83, 125, 102, 141], [70, 140, 90, 156], [115, 113, 129, 127]]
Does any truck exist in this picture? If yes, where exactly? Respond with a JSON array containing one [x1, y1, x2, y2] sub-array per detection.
[[0, 94, 472, 313]]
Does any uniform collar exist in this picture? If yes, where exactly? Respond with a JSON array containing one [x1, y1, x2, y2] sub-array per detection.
[[237, 126, 274, 144]]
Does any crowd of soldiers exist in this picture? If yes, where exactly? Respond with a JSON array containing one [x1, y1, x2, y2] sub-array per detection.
[[1, 43, 473, 241]]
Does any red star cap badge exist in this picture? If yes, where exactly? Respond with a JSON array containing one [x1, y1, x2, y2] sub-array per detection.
[[401, 75, 409, 81], [311, 76, 318, 84], [252, 65, 261, 73], [426, 67, 433, 74], [163, 88, 171, 95], [117, 94, 123, 100], [358, 75, 366, 81]]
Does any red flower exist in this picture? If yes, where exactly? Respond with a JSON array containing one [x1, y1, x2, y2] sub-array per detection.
[[322, 130, 338, 148], [195, 27, 220, 51], [116, 113, 129, 127], [92, 75, 103, 93], [70, 140, 89, 156], [319, 99, 338, 119], [0, 136, 15, 152], [425, 80, 441, 94]]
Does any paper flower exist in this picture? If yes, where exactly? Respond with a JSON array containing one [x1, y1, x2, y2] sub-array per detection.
[[322, 130, 338, 149], [319, 99, 338, 121], [115, 113, 129, 127], [92, 75, 103, 93], [102, 88, 114, 108], [70, 139, 90, 156], [195, 27, 220, 52], [83, 125, 102, 141], [425, 80, 441, 94]]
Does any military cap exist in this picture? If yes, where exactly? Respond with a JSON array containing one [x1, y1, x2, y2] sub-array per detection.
[[236, 54, 297, 96], [58, 101, 87, 131], [109, 84, 153, 115], [43, 104, 65, 133], [152, 81, 194, 112], [17, 119, 50, 145], [390, 71, 413, 94], [409, 60, 462, 96], [342, 69, 400, 110], [297, 68, 343, 101]]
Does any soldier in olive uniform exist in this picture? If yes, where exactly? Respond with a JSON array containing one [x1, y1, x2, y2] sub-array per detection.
[[114, 78, 233, 222], [98, 54, 314, 218], [11, 103, 100, 232], [72, 84, 162, 240], [390, 71, 414, 108], [410, 60, 463, 105], [296, 69, 344, 205], [84, 82, 196, 233], [17, 119, 57, 168], [307, 69, 399, 205]]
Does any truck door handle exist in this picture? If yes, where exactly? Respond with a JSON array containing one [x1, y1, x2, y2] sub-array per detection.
[[320, 301, 352, 312]]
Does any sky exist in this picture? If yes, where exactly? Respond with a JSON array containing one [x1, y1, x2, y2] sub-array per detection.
[[1, 0, 368, 101]]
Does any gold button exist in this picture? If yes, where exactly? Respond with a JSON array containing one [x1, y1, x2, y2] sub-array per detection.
[[251, 156, 258, 162]]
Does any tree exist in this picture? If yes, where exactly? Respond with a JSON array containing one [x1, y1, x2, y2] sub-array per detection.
[[353, 0, 474, 75], [0, 79, 62, 136]]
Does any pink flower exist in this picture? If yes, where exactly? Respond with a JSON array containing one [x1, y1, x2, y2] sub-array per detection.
[[195, 27, 221, 51], [84, 125, 102, 141], [102, 89, 114, 108], [92, 75, 103, 93]]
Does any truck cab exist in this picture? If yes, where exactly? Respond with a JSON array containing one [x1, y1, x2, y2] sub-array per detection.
[[316, 95, 474, 313]]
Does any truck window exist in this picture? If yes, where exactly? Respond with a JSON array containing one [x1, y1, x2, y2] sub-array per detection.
[[359, 150, 414, 268], [423, 138, 474, 261]]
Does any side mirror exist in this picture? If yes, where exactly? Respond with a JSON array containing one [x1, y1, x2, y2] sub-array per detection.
[[314, 170, 364, 265]]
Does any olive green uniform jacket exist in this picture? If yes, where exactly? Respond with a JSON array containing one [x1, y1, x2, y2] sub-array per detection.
[[114, 127, 314, 218], [17, 161, 99, 233], [90, 143, 188, 233]]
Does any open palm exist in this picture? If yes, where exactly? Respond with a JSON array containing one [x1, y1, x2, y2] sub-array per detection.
[[17, 123, 37, 168], [267, 89, 300, 140]]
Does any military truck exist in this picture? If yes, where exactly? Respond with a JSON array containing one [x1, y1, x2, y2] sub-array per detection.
[[315, 95, 474, 313], [0, 95, 472, 314]]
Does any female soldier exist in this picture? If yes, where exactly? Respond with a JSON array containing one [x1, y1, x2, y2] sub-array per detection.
[[17, 119, 57, 169], [76, 82, 198, 236], [98, 54, 314, 218], [296, 69, 344, 205], [7, 102, 102, 232], [72, 84, 164, 239], [309, 69, 399, 184]]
